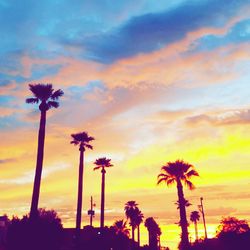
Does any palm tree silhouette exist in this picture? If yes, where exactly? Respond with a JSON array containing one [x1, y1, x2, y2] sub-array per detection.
[[134, 209, 144, 247], [157, 159, 199, 249], [190, 211, 200, 242], [113, 219, 130, 237], [71, 132, 94, 233], [26, 83, 63, 219], [93, 157, 113, 229], [124, 201, 138, 243], [144, 217, 161, 250]]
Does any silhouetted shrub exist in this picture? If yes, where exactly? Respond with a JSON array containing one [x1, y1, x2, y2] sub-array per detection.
[[6, 208, 63, 250]]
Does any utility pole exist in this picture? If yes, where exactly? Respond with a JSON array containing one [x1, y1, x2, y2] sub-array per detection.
[[198, 197, 207, 239], [88, 196, 95, 226]]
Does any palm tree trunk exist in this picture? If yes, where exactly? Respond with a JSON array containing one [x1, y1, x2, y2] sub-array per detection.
[[176, 179, 189, 249], [137, 224, 140, 247], [194, 221, 198, 241], [76, 148, 84, 231], [100, 167, 106, 229], [132, 225, 135, 242], [30, 109, 46, 219]]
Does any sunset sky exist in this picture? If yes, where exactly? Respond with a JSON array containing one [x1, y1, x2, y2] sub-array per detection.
[[1, 0, 250, 249]]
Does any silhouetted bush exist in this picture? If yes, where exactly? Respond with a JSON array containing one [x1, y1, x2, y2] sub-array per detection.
[[6, 208, 63, 250], [78, 226, 132, 250]]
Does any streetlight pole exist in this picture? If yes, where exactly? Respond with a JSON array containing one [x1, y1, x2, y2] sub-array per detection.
[[199, 197, 207, 239], [88, 196, 95, 226]]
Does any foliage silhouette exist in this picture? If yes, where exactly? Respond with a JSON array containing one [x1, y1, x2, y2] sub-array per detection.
[[6, 208, 63, 250], [112, 219, 130, 237], [26, 83, 63, 219], [144, 217, 162, 250], [190, 211, 200, 242], [124, 201, 139, 244], [216, 216, 249, 237], [94, 157, 113, 229], [71, 131, 94, 236], [157, 159, 199, 250], [74, 225, 131, 250]]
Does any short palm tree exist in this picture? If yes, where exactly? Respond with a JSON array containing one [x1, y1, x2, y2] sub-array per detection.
[[26, 83, 63, 219], [93, 157, 113, 229], [144, 217, 161, 250], [157, 159, 199, 249], [190, 211, 200, 241], [71, 132, 94, 232], [124, 201, 138, 243], [113, 219, 130, 237]]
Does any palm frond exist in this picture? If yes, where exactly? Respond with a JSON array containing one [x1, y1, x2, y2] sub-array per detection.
[[70, 140, 79, 145], [157, 177, 165, 185], [85, 144, 93, 150], [93, 166, 101, 171], [184, 179, 195, 190], [47, 101, 59, 109], [157, 173, 167, 178], [166, 178, 176, 186], [26, 97, 39, 104], [50, 89, 64, 100], [186, 169, 199, 178]]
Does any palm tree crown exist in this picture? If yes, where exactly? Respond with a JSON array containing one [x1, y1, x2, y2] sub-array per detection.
[[94, 157, 113, 171], [190, 211, 200, 223], [157, 159, 199, 189], [144, 217, 161, 236], [113, 219, 130, 237], [124, 201, 138, 214], [71, 132, 94, 151], [26, 83, 64, 111]]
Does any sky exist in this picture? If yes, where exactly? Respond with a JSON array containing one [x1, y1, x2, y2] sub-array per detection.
[[1, 0, 250, 249]]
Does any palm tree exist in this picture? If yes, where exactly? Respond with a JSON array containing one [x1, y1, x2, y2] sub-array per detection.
[[71, 132, 94, 233], [134, 209, 144, 247], [93, 157, 113, 229], [190, 211, 200, 242], [124, 201, 138, 243], [157, 159, 199, 249], [144, 217, 161, 250], [26, 83, 63, 219], [113, 219, 130, 237]]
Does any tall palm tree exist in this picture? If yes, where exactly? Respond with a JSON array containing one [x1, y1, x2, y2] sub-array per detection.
[[134, 209, 144, 247], [144, 217, 161, 250], [157, 159, 199, 249], [124, 201, 138, 243], [190, 211, 200, 242], [71, 132, 94, 233], [93, 157, 113, 229], [113, 219, 130, 237], [26, 83, 63, 219]]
